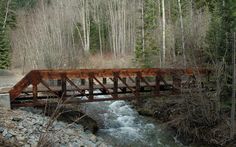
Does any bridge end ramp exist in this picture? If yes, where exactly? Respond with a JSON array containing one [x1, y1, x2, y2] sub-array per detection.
[[0, 94, 11, 109]]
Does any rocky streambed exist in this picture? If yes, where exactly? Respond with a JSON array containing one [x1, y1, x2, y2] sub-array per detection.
[[0, 107, 110, 147]]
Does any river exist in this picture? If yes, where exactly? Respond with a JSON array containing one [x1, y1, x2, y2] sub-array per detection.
[[80, 95, 184, 147]]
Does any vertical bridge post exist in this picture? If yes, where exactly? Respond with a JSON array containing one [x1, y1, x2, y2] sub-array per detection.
[[32, 84, 37, 105], [32, 74, 39, 106], [81, 78, 86, 95], [113, 72, 119, 98], [173, 73, 181, 93], [61, 74, 67, 98], [81, 79, 86, 85], [102, 78, 107, 84], [89, 73, 94, 100], [121, 78, 127, 92], [136, 72, 141, 104], [155, 72, 160, 96]]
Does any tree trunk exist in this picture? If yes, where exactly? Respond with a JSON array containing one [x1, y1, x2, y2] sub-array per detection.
[[2, 0, 11, 30], [178, 0, 186, 66], [82, 0, 90, 53], [162, 0, 166, 66], [190, 0, 193, 34], [230, 32, 236, 139], [141, 0, 145, 56]]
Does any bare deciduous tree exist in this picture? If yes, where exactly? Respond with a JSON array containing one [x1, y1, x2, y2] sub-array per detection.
[[178, 0, 186, 67]]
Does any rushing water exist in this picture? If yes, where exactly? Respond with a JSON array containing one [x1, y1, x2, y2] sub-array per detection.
[[80, 95, 184, 147]]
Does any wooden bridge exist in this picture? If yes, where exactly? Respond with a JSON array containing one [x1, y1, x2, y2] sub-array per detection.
[[4, 68, 210, 108]]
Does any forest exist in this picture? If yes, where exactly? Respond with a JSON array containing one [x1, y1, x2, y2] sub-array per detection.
[[0, 0, 236, 146]]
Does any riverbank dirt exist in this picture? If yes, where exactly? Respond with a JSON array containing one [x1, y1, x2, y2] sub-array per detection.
[[133, 94, 236, 147]]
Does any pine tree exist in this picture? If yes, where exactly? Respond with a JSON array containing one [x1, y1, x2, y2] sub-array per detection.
[[0, 0, 16, 69], [135, 0, 158, 68]]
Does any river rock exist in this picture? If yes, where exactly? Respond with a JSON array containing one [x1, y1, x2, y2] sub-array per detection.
[[98, 142, 108, 147], [16, 135, 25, 141], [4, 132, 13, 140], [17, 125, 24, 130], [8, 130, 17, 136], [0, 127, 4, 133], [0, 107, 111, 147], [96, 141, 102, 146], [82, 140, 96, 147], [66, 128, 75, 135], [89, 134, 97, 142], [12, 117, 22, 122], [23, 144, 31, 147]]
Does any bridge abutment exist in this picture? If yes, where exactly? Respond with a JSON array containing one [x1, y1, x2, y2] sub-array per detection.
[[0, 94, 10, 109]]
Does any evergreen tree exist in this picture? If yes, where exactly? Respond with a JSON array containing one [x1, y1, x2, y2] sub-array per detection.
[[0, 0, 16, 69], [135, 0, 158, 68]]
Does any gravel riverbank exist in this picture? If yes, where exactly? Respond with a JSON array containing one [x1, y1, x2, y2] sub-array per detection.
[[0, 107, 111, 147]]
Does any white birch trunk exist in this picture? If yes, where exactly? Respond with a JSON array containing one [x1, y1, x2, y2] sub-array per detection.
[[141, 0, 145, 55], [178, 0, 186, 66], [162, 0, 166, 66], [2, 0, 11, 30]]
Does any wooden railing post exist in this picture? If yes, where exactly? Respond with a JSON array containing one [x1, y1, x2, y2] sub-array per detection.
[[121, 78, 127, 92], [57, 80, 62, 86], [113, 72, 119, 98], [61, 75, 67, 98], [103, 78, 107, 84], [173, 73, 181, 93], [89, 73, 94, 100], [81, 79, 86, 85], [136, 72, 141, 104], [32, 84, 38, 105], [155, 73, 160, 96]]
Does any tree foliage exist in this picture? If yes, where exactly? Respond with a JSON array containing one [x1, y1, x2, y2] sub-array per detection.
[[135, 0, 159, 68], [0, 0, 16, 69]]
